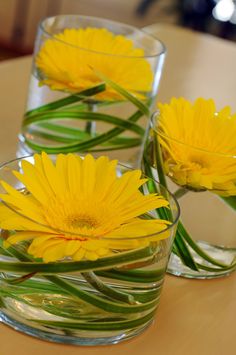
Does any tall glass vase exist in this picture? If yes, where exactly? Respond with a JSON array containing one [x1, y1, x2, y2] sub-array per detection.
[[18, 15, 165, 167]]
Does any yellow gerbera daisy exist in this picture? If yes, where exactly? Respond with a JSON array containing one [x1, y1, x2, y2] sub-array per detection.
[[0, 153, 169, 262], [156, 97, 236, 196], [36, 28, 153, 99]]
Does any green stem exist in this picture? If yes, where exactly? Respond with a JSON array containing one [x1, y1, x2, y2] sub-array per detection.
[[81, 271, 135, 304]]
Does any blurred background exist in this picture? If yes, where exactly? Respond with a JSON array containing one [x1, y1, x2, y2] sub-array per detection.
[[1, 0, 236, 61]]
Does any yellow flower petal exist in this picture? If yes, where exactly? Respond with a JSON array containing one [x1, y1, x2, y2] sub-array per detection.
[[157, 97, 236, 195], [42, 242, 66, 262], [0, 204, 50, 232], [0, 153, 169, 262], [36, 28, 153, 99], [73, 248, 86, 261]]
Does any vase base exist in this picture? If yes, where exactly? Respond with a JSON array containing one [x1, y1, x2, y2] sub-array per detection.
[[0, 310, 153, 345], [167, 241, 236, 279]]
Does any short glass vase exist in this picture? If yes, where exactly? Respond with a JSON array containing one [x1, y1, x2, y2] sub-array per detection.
[[18, 15, 165, 168], [0, 156, 179, 345], [150, 113, 236, 279]]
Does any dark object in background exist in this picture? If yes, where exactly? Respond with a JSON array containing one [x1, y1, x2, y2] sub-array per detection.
[[0, 0, 62, 60], [136, 0, 158, 15], [136, 0, 236, 41], [178, 0, 236, 40], [178, 0, 215, 32]]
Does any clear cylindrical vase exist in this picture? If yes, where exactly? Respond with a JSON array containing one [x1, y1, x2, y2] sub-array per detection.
[[150, 111, 236, 279], [0, 155, 179, 345], [18, 15, 165, 168]]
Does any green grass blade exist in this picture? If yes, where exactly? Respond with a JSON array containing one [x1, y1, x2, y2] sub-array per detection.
[[93, 69, 150, 116], [96, 268, 165, 283], [0, 246, 154, 274], [196, 262, 236, 273], [178, 221, 236, 269], [81, 271, 135, 304], [46, 275, 157, 314], [32, 131, 142, 147], [32, 309, 156, 331], [23, 109, 144, 153], [2, 246, 158, 313], [23, 111, 144, 136], [143, 157, 199, 271], [220, 196, 236, 211], [25, 83, 106, 117]]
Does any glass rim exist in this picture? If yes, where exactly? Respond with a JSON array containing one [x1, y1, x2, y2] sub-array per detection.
[[39, 14, 166, 59], [0, 154, 180, 241], [152, 111, 236, 159]]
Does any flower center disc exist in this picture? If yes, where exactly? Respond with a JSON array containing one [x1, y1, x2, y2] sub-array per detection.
[[68, 215, 98, 230]]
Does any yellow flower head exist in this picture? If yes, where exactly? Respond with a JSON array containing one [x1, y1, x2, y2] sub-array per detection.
[[156, 97, 236, 196], [0, 153, 169, 262], [36, 28, 153, 99]]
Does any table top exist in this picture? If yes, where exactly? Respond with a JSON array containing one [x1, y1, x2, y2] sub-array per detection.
[[0, 24, 236, 355]]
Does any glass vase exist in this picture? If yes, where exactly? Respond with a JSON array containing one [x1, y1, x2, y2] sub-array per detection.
[[0, 155, 179, 345], [149, 112, 236, 279], [18, 15, 165, 168]]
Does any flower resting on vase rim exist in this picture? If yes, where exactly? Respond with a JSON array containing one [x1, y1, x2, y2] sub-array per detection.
[[36, 27, 153, 100], [0, 153, 169, 262], [156, 97, 236, 196]]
